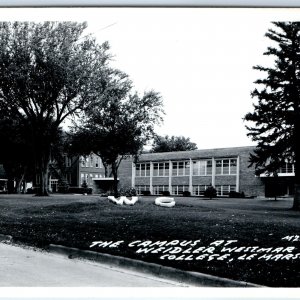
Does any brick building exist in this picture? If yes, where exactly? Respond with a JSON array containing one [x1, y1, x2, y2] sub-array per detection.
[[33, 145, 298, 197], [117, 145, 266, 197], [0, 146, 295, 196]]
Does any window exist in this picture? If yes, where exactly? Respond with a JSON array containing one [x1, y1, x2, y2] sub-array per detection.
[[171, 185, 189, 195], [136, 163, 151, 177], [80, 173, 85, 184], [279, 163, 294, 173], [136, 185, 150, 195], [215, 159, 237, 175], [207, 160, 212, 175], [80, 156, 86, 167], [153, 163, 159, 177], [192, 185, 208, 196], [153, 185, 169, 195], [172, 161, 190, 176], [230, 159, 237, 174], [66, 156, 72, 167], [90, 156, 93, 167], [153, 162, 169, 177], [215, 185, 236, 196], [222, 160, 229, 175], [193, 160, 212, 176], [216, 160, 222, 175]]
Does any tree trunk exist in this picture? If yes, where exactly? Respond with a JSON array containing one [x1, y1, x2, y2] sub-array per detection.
[[36, 153, 50, 196], [16, 174, 24, 194], [293, 184, 300, 210], [104, 163, 108, 178], [7, 179, 15, 194], [111, 161, 119, 197]]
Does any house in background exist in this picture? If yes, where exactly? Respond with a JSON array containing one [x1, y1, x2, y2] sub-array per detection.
[[47, 153, 110, 194]]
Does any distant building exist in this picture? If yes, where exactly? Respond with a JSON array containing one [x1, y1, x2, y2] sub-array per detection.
[[117, 146, 266, 197], [0, 146, 296, 197]]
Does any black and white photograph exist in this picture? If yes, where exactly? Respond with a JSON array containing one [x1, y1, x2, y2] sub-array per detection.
[[1, 4, 300, 295]]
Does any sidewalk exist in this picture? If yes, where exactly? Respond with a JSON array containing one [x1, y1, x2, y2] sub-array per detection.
[[0, 242, 190, 287]]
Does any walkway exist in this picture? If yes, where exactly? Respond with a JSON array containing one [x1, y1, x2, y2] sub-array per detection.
[[0, 243, 190, 287]]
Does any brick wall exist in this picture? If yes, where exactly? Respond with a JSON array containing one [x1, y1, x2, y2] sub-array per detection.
[[238, 148, 265, 197], [117, 146, 266, 197]]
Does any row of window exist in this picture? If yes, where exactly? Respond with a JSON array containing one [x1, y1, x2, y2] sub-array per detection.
[[135, 158, 238, 177], [279, 163, 294, 173], [80, 155, 103, 168], [135, 185, 236, 196]]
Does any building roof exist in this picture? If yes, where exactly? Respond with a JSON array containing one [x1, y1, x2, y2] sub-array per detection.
[[137, 146, 256, 162]]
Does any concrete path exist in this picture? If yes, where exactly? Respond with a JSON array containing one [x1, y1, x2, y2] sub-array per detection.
[[0, 243, 189, 287]]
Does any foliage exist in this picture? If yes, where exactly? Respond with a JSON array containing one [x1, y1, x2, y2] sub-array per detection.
[[151, 135, 197, 153], [229, 191, 245, 198], [204, 186, 217, 199], [182, 191, 191, 197], [81, 180, 88, 189], [0, 113, 34, 193], [0, 22, 111, 195], [70, 69, 164, 196], [244, 22, 300, 209], [141, 190, 151, 196], [162, 190, 171, 196], [117, 186, 137, 197]]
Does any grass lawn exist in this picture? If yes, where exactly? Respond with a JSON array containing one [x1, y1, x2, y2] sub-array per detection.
[[0, 193, 300, 287]]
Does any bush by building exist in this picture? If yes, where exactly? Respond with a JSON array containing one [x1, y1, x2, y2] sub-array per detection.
[[229, 191, 245, 198], [182, 191, 191, 197], [204, 186, 217, 199]]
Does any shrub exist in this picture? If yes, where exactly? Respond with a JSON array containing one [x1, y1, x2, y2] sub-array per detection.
[[27, 187, 42, 194], [229, 191, 245, 198], [204, 186, 217, 199], [26, 188, 33, 194], [68, 187, 93, 194], [182, 191, 191, 197], [81, 180, 88, 189], [141, 190, 151, 196], [57, 182, 69, 194], [162, 190, 170, 196], [118, 187, 137, 197]]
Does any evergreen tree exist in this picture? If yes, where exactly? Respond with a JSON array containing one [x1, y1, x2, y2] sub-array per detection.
[[244, 22, 300, 210]]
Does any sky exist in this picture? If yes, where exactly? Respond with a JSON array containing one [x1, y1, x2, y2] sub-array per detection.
[[1, 7, 300, 149]]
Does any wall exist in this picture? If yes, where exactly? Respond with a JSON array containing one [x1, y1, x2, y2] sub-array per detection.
[[118, 146, 266, 197]]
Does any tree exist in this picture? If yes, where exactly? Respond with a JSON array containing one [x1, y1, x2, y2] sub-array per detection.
[[0, 22, 110, 195], [204, 185, 217, 200], [244, 22, 300, 210], [70, 70, 164, 196], [0, 109, 34, 193], [151, 135, 197, 153]]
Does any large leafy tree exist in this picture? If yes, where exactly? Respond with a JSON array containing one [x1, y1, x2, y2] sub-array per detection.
[[244, 22, 300, 210], [0, 110, 34, 193], [0, 22, 110, 195], [151, 135, 197, 153], [70, 70, 164, 196]]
